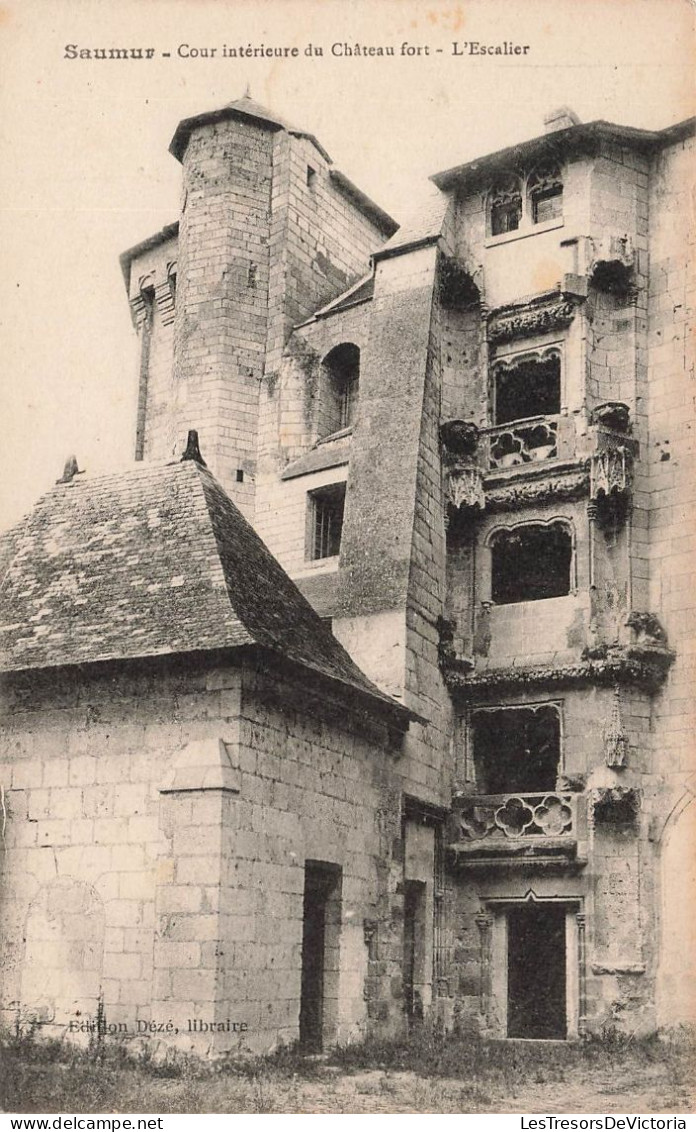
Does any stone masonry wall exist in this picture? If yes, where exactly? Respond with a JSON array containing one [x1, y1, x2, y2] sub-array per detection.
[[126, 233, 179, 464], [0, 654, 405, 1054], [647, 132, 696, 1025]]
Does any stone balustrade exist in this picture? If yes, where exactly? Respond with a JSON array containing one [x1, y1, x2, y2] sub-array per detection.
[[449, 790, 587, 863]]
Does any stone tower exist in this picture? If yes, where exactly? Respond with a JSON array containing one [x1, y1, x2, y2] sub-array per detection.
[[123, 95, 396, 516]]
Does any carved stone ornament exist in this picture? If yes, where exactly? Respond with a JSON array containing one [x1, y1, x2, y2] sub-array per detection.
[[626, 611, 668, 647], [528, 163, 563, 196], [592, 401, 631, 433], [488, 299, 576, 345], [488, 418, 558, 469], [440, 419, 480, 460], [443, 646, 675, 696], [603, 686, 629, 768], [592, 786, 640, 825], [485, 468, 589, 513], [448, 466, 486, 513], [590, 444, 632, 527], [589, 234, 635, 294], [438, 256, 480, 309]]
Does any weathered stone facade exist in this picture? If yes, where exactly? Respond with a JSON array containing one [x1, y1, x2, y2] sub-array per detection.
[[1, 96, 693, 1052]]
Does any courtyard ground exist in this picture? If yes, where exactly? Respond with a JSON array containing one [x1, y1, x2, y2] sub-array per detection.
[[1, 1028, 693, 1115]]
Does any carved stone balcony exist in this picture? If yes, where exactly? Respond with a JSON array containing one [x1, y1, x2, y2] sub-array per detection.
[[449, 790, 587, 867], [483, 415, 560, 470]]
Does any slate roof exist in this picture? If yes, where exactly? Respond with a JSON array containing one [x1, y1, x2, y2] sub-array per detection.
[[431, 117, 696, 191], [0, 459, 411, 723], [372, 183, 450, 262]]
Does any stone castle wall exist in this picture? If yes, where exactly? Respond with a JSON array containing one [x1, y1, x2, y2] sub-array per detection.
[[0, 656, 405, 1054]]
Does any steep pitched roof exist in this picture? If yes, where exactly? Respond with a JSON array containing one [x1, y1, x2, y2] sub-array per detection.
[[372, 183, 450, 262], [0, 459, 411, 722]]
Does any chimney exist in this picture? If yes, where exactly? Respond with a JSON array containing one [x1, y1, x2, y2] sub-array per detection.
[[543, 107, 581, 134]]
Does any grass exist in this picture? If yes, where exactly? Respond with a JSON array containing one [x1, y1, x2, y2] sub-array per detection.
[[1, 1025, 693, 1115]]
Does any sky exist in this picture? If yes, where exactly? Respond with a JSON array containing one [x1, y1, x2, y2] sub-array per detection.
[[0, 0, 693, 532]]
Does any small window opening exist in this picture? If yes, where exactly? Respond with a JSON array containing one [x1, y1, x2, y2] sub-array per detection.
[[321, 343, 360, 437], [472, 704, 561, 794], [307, 165, 317, 189], [494, 352, 561, 425], [309, 483, 346, 560], [489, 177, 522, 236], [236, 469, 244, 483], [491, 522, 572, 604], [528, 164, 563, 226], [532, 184, 563, 224]]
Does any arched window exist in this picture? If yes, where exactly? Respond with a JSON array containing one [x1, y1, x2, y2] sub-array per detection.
[[488, 175, 522, 237], [321, 343, 360, 437], [490, 521, 573, 604], [527, 163, 563, 225]]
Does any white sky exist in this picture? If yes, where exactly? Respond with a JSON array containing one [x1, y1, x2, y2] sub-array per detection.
[[0, 0, 693, 532]]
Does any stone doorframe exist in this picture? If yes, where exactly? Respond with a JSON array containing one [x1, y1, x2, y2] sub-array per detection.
[[476, 892, 586, 1039]]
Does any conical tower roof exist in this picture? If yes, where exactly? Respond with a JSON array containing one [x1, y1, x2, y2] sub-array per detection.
[[169, 92, 331, 163]]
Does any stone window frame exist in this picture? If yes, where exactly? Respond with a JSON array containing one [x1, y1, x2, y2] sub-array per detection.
[[486, 173, 523, 239], [489, 343, 565, 428], [305, 481, 346, 562], [318, 342, 360, 441], [465, 698, 566, 792], [482, 516, 578, 604], [527, 161, 564, 225], [485, 161, 564, 247]]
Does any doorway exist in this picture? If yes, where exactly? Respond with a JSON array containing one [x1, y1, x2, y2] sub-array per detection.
[[403, 880, 426, 1020], [507, 903, 567, 1038], [299, 861, 342, 1051]]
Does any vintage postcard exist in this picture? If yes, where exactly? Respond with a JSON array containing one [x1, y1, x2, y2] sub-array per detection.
[[0, 0, 694, 1118]]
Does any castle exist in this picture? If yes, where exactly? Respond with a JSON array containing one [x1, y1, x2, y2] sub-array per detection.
[[0, 95, 694, 1054]]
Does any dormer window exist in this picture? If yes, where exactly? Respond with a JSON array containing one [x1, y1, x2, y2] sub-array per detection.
[[528, 163, 563, 225], [489, 176, 522, 236]]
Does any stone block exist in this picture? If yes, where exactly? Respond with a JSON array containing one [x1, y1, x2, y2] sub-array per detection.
[[103, 951, 142, 981], [156, 941, 201, 969], [156, 886, 203, 914], [119, 871, 155, 901], [69, 757, 97, 787]]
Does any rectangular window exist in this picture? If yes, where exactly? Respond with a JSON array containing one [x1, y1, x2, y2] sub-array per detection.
[[308, 483, 346, 560], [494, 353, 561, 426], [472, 704, 561, 794], [491, 199, 521, 236], [532, 185, 563, 225], [491, 522, 572, 604]]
